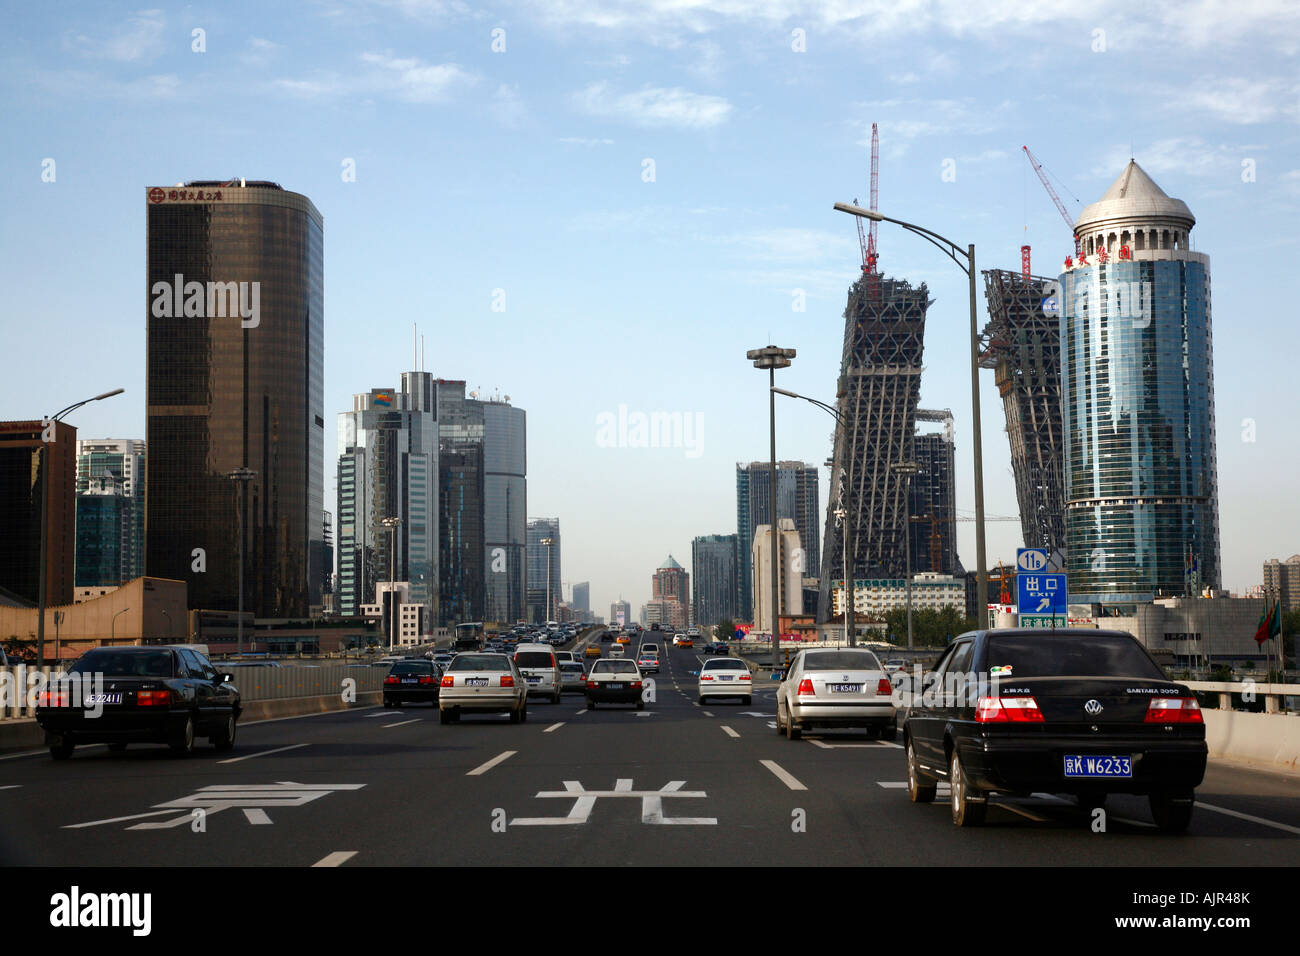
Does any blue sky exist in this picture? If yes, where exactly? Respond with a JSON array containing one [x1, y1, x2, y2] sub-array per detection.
[[3, 1, 1298, 617]]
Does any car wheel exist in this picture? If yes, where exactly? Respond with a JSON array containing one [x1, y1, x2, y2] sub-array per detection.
[[588, 699, 596, 710], [518, 702, 528, 723], [50, 738, 75, 760], [508, 704, 521, 724], [950, 749, 985, 826], [439, 707, 451, 725], [785, 706, 801, 741], [382, 699, 392, 708], [906, 738, 936, 803], [552, 691, 561, 705], [1150, 791, 1194, 833], [108, 742, 128, 752], [169, 714, 195, 756], [213, 713, 237, 752]]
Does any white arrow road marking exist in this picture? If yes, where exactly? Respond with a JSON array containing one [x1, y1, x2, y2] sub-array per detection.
[[760, 760, 807, 791], [466, 750, 516, 776], [218, 743, 310, 764], [312, 851, 357, 867], [721, 726, 739, 738]]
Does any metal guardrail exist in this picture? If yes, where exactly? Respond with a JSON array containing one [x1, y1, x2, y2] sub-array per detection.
[[1185, 680, 1300, 714]]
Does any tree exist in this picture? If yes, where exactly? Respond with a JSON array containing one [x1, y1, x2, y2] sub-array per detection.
[[883, 605, 978, 647], [716, 618, 737, 641]]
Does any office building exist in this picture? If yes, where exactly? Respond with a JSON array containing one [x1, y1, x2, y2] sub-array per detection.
[[908, 414, 959, 576], [737, 461, 820, 616], [752, 518, 803, 633], [831, 572, 966, 620], [145, 180, 325, 617], [0, 420, 77, 606], [651, 555, 690, 630], [692, 534, 740, 628], [1060, 161, 1220, 604], [572, 581, 590, 614], [438, 439, 485, 625], [610, 599, 631, 627], [74, 439, 146, 588], [527, 518, 560, 622], [1263, 556, 1300, 611]]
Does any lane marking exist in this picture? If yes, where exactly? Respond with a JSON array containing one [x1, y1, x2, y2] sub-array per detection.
[[721, 726, 739, 738], [0, 784, 21, 790], [312, 851, 357, 867], [467, 750, 516, 776], [760, 759, 807, 791], [218, 742, 309, 764], [702, 711, 714, 717], [574, 709, 588, 715], [543, 722, 565, 733], [362, 712, 394, 718], [381, 719, 421, 728], [1198, 801, 1300, 836]]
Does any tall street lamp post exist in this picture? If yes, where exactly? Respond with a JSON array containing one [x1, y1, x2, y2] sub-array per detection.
[[892, 461, 921, 650], [540, 537, 554, 623], [36, 388, 125, 665], [111, 606, 130, 642], [748, 346, 795, 673], [227, 468, 256, 656], [382, 516, 403, 650], [833, 201, 989, 617]]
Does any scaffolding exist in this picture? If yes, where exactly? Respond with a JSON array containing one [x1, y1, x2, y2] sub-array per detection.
[[817, 274, 929, 623], [980, 268, 1066, 557]]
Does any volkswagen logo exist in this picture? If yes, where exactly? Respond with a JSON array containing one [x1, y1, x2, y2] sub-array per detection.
[[1084, 699, 1103, 716], [843, 675, 849, 682]]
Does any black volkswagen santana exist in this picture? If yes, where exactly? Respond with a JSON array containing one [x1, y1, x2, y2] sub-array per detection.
[[36, 645, 241, 760], [903, 629, 1207, 831]]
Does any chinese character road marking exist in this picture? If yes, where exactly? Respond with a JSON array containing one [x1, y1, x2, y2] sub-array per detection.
[[509, 779, 717, 826], [65, 782, 366, 830]]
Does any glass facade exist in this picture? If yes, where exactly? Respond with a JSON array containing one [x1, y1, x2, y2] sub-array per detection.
[[692, 534, 740, 626], [736, 461, 819, 615], [75, 440, 145, 586], [146, 183, 324, 618], [526, 518, 560, 623], [439, 443, 484, 624], [1060, 258, 1220, 604], [482, 402, 527, 624]]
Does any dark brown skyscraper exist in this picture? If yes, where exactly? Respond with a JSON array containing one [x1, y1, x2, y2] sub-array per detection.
[[145, 181, 324, 617], [0, 420, 77, 606]]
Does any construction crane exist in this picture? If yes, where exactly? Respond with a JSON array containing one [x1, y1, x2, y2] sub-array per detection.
[[853, 125, 882, 273], [1023, 145, 1082, 257]]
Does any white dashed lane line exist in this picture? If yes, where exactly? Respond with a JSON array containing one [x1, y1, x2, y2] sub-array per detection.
[[312, 851, 357, 867], [760, 759, 807, 791], [466, 750, 516, 776], [721, 726, 740, 738], [218, 743, 310, 764], [543, 722, 565, 733], [381, 719, 421, 728]]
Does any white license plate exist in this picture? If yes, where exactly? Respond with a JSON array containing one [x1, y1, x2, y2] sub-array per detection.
[[830, 684, 861, 693], [84, 694, 122, 705], [465, 678, 488, 687], [1063, 755, 1132, 778]]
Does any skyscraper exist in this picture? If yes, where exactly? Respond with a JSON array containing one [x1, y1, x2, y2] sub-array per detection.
[[526, 518, 560, 622], [572, 581, 590, 614], [736, 461, 820, 615], [0, 420, 77, 606], [610, 599, 631, 627], [145, 180, 324, 617], [692, 534, 740, 627], [1060, 160, 1220, 604], [652, 555, 690, 630], [752, 518, 803, 633], [75, 439, 146, 587], [335, 374, 439, 621], [908, 413, 959, 576]]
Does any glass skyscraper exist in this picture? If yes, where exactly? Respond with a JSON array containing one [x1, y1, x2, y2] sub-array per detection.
[[692, 534, 740, 627], [1059, 161, 1220, 605], [75, 439, 146, 587], [526, 518, 560, 623], [736, 461, 820, 616], [146, 181, 324, 617]]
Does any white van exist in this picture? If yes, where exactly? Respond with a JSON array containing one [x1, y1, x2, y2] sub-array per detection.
[[512, 643, 562, 704]]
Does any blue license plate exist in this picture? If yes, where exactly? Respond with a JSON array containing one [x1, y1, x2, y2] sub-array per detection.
[[1063, 755, 1132, 778]]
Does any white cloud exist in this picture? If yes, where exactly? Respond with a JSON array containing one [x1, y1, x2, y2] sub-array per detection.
[[491, 83, 527, 128], [66, 9, 166, 63], [559, 136, 616, 145], [1093, 137, 1265, 181], [574, 82, 732, 128], [1177, 77, 1300, 125], [360, 52, 475, 102]]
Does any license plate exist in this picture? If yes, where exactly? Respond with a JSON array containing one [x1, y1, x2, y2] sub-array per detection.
[[527, 675, 541, 683], [830, 683, 861, 693], [606, 683, 623, 690], [84, 694, 122, 705], [718, 675, 733, 681], [401, 678, 418, 684], [1063, 755, 1132, 778], [466, 678, 488, 687]]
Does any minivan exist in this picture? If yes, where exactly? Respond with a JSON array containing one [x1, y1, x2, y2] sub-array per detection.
[[512, 643, 562, 704]]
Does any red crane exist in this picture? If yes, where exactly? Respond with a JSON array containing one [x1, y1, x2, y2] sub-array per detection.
[[867, 122, 879, 274], [1023, 145, 1082, 257]]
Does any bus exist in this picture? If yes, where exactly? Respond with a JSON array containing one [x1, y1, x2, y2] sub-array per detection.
[[453, 622, 484, 652]]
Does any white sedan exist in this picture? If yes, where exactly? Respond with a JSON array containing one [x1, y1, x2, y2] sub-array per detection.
[[775, 648, 896, 740], [438, 653, 528, 724], [697, 657, 752, 705]]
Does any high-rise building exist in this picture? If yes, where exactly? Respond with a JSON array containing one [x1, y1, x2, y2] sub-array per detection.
[[0, 420, 77, 606], [1060, 161, 1220, 605], [572, 581, 590, 614], [737, 461, 820, 615], [145, 180, 324, 617], [438, 439, 484, 625], [908, 413, 959, 577], [1263, 556, 1300, 611], [651, 555, 690, 630], [752, 518, 804, 633], [527, 518, 560, 622], [818, 275, 929, 623], [610, 599, 631, 627], [74, 439, 146, 587], [692, 534, 740, 627], [335, 374, 439, 625]]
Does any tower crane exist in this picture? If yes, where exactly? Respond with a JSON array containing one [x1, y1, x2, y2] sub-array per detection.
[[1023, 145, 1082, 258]]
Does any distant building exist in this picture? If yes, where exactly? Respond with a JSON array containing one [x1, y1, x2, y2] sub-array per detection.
[[0, 420, 77, 607], [1263, 555, 1300, 611], [752, 518, 803, 633], [75, 439, 145, 588], [908, 416, 959, 576], [572, 581, 590, 614], [610, 599, 631, 627], [360, 581, 426, 648], [737, 461, 820, 617], [832, 572, 966, 620], [692, 534, 740, 628], [652, 555, 690, 630], [527, 518, 560, 622]]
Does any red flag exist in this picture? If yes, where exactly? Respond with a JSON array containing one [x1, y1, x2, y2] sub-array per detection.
[[1254, 602, 1274, 645]]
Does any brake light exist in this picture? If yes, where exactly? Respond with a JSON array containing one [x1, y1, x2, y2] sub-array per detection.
[[1145, 696, 1202, 724], [36, 690, 68, 707], [876, 678, 892, 696], [136, 689, 172, 707], [384, 676, 399, 685], [418, 675, 434, 684], [500, 675, 515, 687], [631, 681, 642, 689], [975, 696, 1044, 722], [740, 673, 751, 681], [701, 674, 714, 681], [587, 680, 598, 689], [797, 678, 815, 696], [441, 675, 454, 687]]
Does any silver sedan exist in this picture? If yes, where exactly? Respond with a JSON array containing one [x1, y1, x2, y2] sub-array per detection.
[[438, 653, 528, 724], [776, 648, 897, 740]]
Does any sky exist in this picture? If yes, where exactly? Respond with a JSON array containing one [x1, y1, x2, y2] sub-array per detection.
[[3, 0, 1299, 619]]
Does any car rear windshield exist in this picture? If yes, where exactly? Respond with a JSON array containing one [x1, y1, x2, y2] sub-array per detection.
[[593, 660, 638, 674], [69, 650, 173, 678], [984, 634, 1165, 679], [802, 651, 882, 671], [515, 652, 555, 668], [560, 663, 585, 674], [391, 661, 434, 675], [450, 655, 510, 672], [705, 659, 748, 670]]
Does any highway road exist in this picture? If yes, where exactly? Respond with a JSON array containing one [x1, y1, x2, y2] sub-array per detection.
[[2, 636, 1298, 867]]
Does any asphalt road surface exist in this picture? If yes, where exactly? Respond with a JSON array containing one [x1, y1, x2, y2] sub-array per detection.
[[3, 638, 1297, 866]]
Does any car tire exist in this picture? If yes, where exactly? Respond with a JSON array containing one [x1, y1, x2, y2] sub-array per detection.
[[169, 714, 195, 756], [213, 713, 237, 752], [508, 705, 521, 724], [906, 738, 936, 803], [1150, 791, 1194, 833], [784, 705, 801, 740], [439, 708, 451, 725], [518, 702, 528, 723], [108, 742, 128, 752], [552, 691, 561, 705], [950, 749, 985, 826], [382, 699, 392, 708], [50, 738, 75, 760], [879, 723, 897, 742], [588, 699, 596, 710]]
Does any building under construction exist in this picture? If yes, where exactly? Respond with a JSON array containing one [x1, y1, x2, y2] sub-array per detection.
[[909, 410, 960, 577], [980, 268, 1066, 557], [817, 273, 930, 623]]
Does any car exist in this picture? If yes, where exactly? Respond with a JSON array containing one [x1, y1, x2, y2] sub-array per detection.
[[883, 659, 908, 673], [513, 643, 563, 705], [636, 651, 660, 673], [639, 642, 659, 654], [585, 659, 645, 709], [584, 643, 603, 658], [383, 659, 442, 708], [559, 662, 588, 694], [607, 644, 626, 659], [650, 623, 660, 631], [776, 647, 896, 741], [35, 645, 241, 759], [712, 642, 730, 655], [697, 657, 752, 705], [438, 653, 528, 724], [902, 628, 1208, 831], [615, 634, 631, 645], [677, 637, 694, 648], [555, 651, 579, 665], [601, 632, 615, 643]]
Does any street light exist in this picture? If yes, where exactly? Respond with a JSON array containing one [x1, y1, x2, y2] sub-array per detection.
[[892, 461, 921, 650], [382, 516, 403, 650], [36, 388, 125, 665], [226, 467, 256, 656], [748, 345, 795, 673], [540, 537, 554, 624], [111, 606, 130, 643], [771, 386, 856, 648], [833, 201, 989, 615]]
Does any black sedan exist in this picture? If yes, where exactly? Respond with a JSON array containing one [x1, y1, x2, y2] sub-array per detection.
[[35, 645, 241, 759], [903, 628, 1207, 831], [383, 660, 442, 707]]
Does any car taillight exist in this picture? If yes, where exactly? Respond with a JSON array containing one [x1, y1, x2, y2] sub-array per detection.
[[384, 676, 399, 685], [631, 681, 642, 688], [586, 680, 598, 689], [36, 690, 68, 707], [740, 673, 751, 681], [876, 678, 892, 696], [701, 674, 714, 681], [441, 675, 454, 687], [1145, 696, 1202, 724], [797, 678, 815, 696], [975, 695, 1044, 722], [418, 675, 434, 684], [500, 675, 515, 687], [136, 689, 172, 707]]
